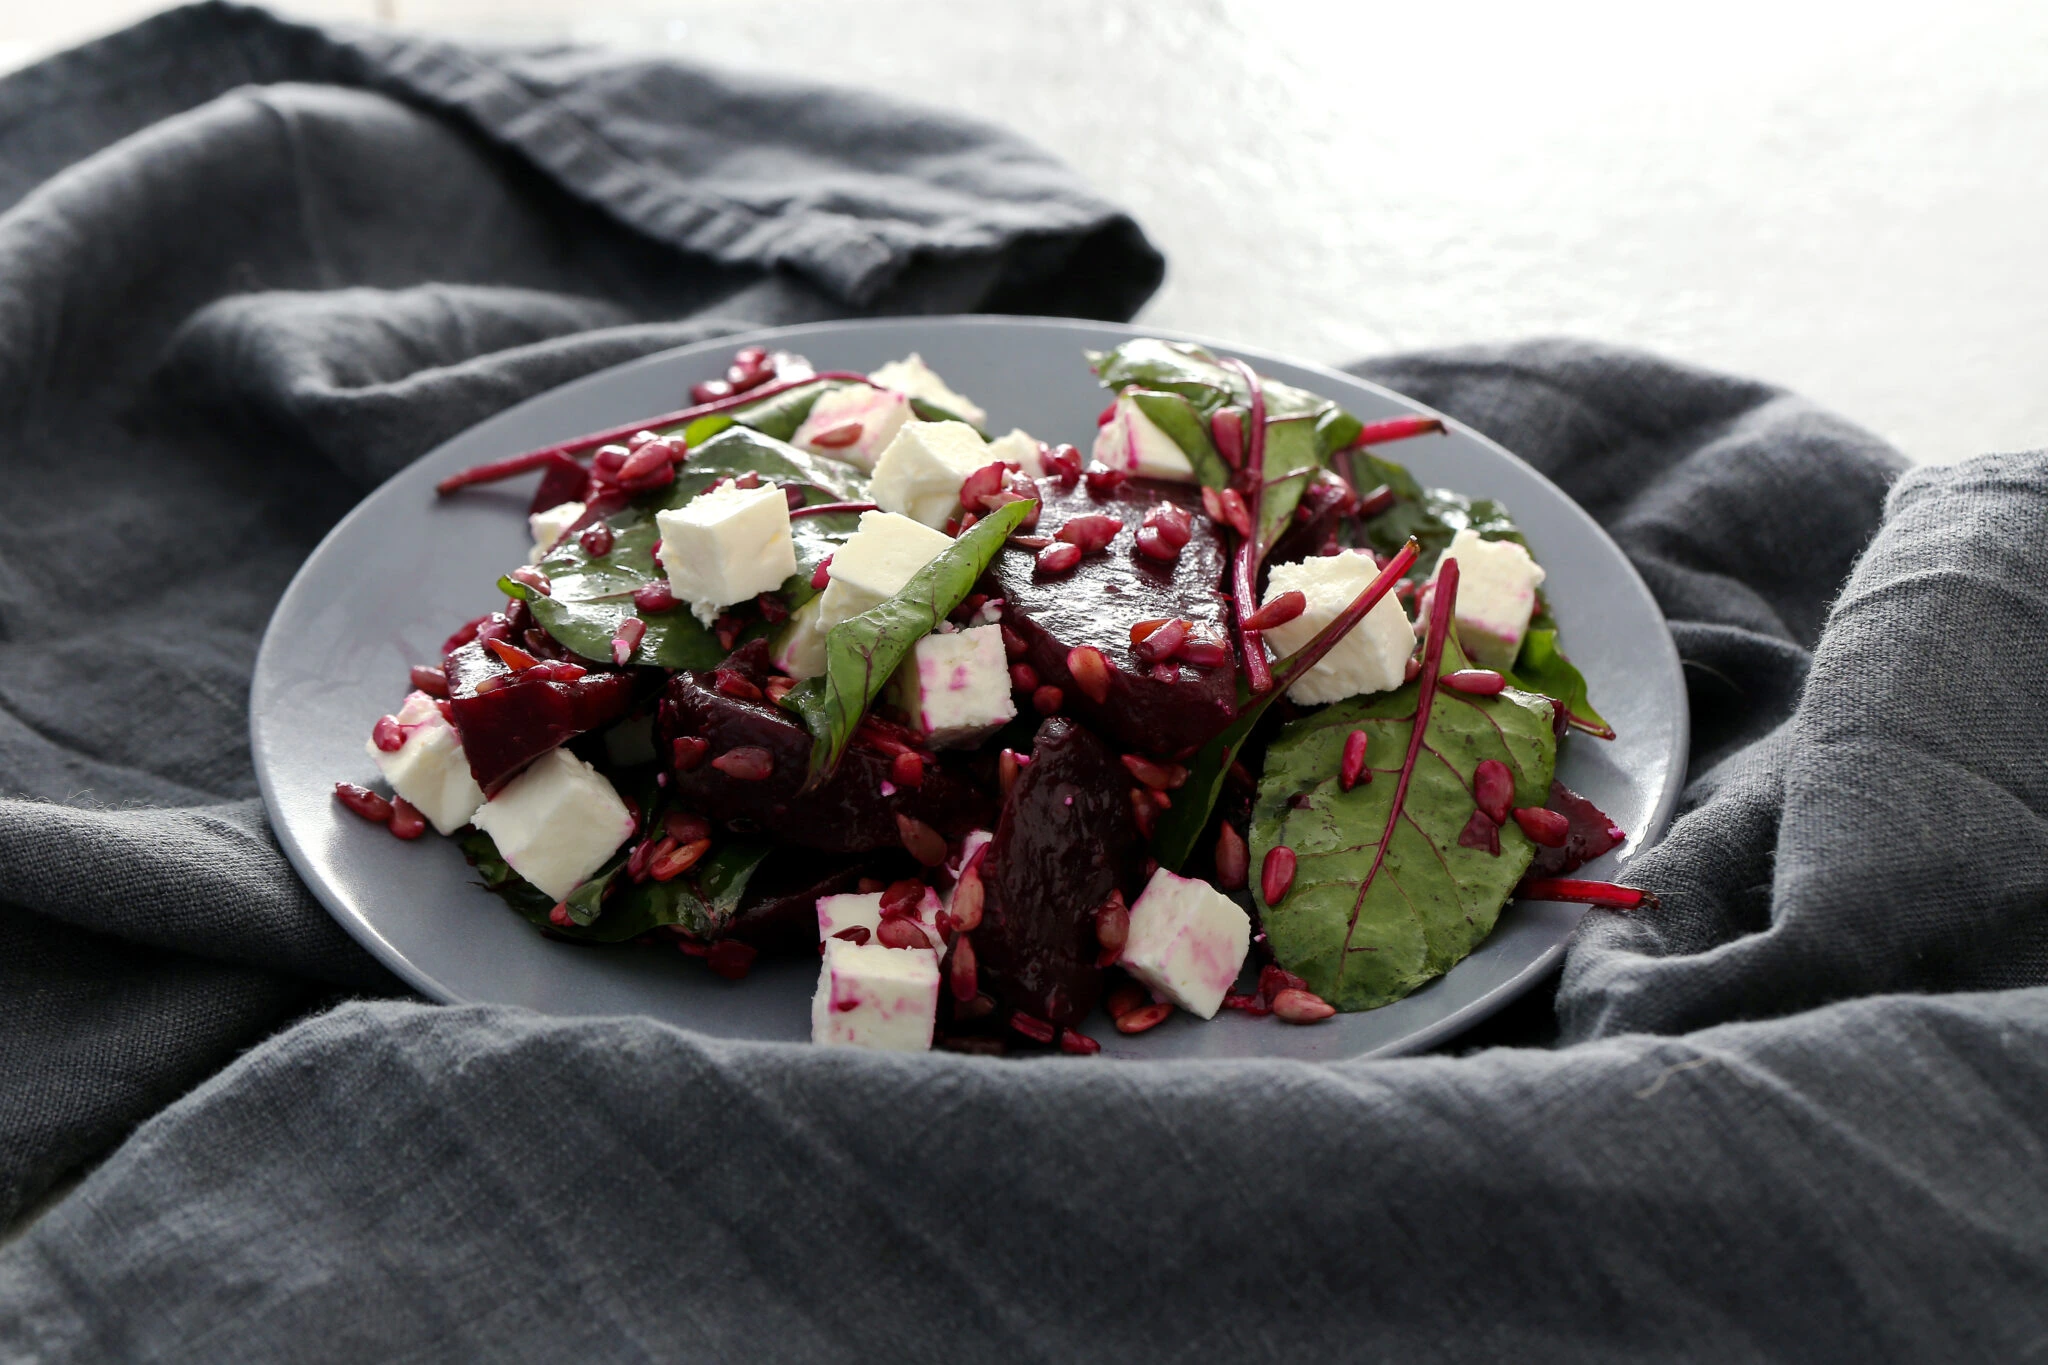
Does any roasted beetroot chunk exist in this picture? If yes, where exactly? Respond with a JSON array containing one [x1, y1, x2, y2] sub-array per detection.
[[974, 717, 1140, 1029], [1527, 781, 1627, 879], [712, 849, 873, 955], [443, 640, 637, 794], [657, 645, 992, 853], [991, 476, 1236, 759]]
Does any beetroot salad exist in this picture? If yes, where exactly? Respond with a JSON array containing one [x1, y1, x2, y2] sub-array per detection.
[[337, 339, 1649, 1055]]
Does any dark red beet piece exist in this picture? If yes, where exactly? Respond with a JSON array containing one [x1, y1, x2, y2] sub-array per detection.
[[443, 640, 638, 795], [528, 452, 589, 516], [991, 476, 1236, 757], [973, 718, 1140, 1029], [656, 642, 991, 854], [1526, 781, 1628, 878]]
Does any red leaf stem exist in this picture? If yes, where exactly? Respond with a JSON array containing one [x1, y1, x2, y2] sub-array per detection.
[[1220, 357, 1273, 695], [1517, 878, 1658, 910], [1347, 415, 1446, 449], [1265, 539, 1420, 698]]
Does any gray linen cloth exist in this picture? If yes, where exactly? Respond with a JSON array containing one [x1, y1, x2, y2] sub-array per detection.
[[5, 5, 2047, 1359]]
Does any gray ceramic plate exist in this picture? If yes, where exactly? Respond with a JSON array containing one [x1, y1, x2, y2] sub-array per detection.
[[253, 316, 1688, 1059]]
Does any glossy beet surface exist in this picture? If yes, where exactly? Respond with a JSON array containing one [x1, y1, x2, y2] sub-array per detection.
[[658, 643, 992, 853], [1527, 781, 1627, 879], [444, 640, 637, 794], [992, 476, 1236, 758], [974, 717, 1140, 1028]]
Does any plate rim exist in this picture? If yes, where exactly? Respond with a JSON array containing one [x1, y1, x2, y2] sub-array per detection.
[[252, 313, 1689, 1058]]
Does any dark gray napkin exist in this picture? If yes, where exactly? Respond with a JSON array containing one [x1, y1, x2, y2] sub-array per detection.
[[7, 6, 2048, 1359]]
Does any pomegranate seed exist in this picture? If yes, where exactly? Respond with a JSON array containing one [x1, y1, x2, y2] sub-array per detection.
[[712, 746, 774, 781], [733, 345, 768, 366], [1043, 444, 1083, 485], [1009, 535, 1052, 550], [1200, 487, 1227, 526], [958, 461, 1008, 509], [1035, 542, 1082, 575], [765, 676, 796, 703], [1473, 759, 1514, 825], [1032, 684, 1064, 715], [671, 736, 708, 771], [576, 521, 614, 557], [1217, 487, 1253, 538], [548, 903, 575, 928], [706, 939, 757, 979], [880, 878, 926, 916], [1095, 892, 1129, 963], [896, 814, 948, 867], [757, 592, 789, 624], [334, 782, 393, 824], [1132, 618, 1188, 664], [1174, 638, 1229, 669], [998, 748, 1022, 799], [1066, 646, 1112, 704], [1129, 618, 1169, 646], [1404, 655, 1422, 682], [409, 664, 449, 698], [715, 670, 764, 702], [1443, 669, 1507, 696], [1459, 809, 1502, 855], [1221, 993, 1273, 1017], [633, 581, 677, 613], [1058, 1029, 1102, 1055], [1241, 591, 1306, 631], [651, 837, 711, 880], [890, 751, 925, 788], [949, 933, 978, 999], [1083, 466, 1128, 495], [1357, 483, 1396, 519], [1210, 408, 1244, 467], [617, 442, 672, 485], [999, 625, 1028, 659], [592, 444, 630, 475], [690, 379, 733, 404], [1261, 845, 1298, 905], [610, 615, 647, 666], [1143, 502, 1192, 548], [1120, 753, 1187, 790], [1055, 514, 1124, 554], [808, 422, 863, 449], [1129, 787, 1158, 838], [508, 565, 552, 597], [1513, 806, 1571, 848], [950, 865, 984, 932], [1340, 730, 1371, 790], [833, 925, 871, 945], [1214, 823, 1249, 890], [441, 614, 489, 654], [1009, 662, 1040, 692], [485, 638, 539, 671], [876, 917, 933, 950], [1259, 965, 1310, 1002], [663, 810, 711, 844], [371, 715, 406, 752], [1270, 987, 1337, 1024], [1132, 526, 1179, 562], [1114, 1001, 1172, 1034], [1009, 1012, 1057, 1045], [1106, 981, 1148, 1020]]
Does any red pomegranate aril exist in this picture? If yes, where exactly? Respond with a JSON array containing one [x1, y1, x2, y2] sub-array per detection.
[[1009, 662, 1040, 692], [1356, 483, 1396, 520], [379, 796, 425, 839], [765, 676, 796, 703], [833, 925, 871, 945], [1270, 987, 1337, 1024], [1009, 1012, 1057, 1045], [1241, 590, 1307, 631], [651, 838, 711, 881], [810, 555, 834, 591], [897, 814, 948, 867], [1258, 965, 1311, 1002], [1032, 684, 1064, 715], [1128, 617, 1170, 646], [733, 344, 768, 367], [1261, 845, 1298, 905], [531, 660, 588, 683], [998, 748, 1022, 799], [1214, 823, 1249, 890], [1105, 980, 1148, 1020], [757, 592, 789, 624], [1067, 646, 1112, 704], [1340, 729, 1371, 791], [1512, 806, 1572, 848], [1083, 465, 1127, 495], [949, 933, 978, 1000], [1473, 759, 1514, 825], [1035, 542, 1082, 575], [547, 903, 575, 928], [715, 670, 764, 702], [1221, 992, 1273, 1017], [1217, 487, 1253, 538], [1120, 753, 1187, 790], [1132, 618, 1188, 664], [1404, 655, 1422, 682], [879, 878, 926, 917], [691, 379, 734, 404], [1173, 638, 1229, 669], [1055, 513, 1124, 553], [334, 782, 393, 825], [1129, 787, 1158, 838], [706, 939, 757, 980], [1143, 502, 1193, 548], [808, 422, 864, 450], [616, 442, 671, 485], [950, 865, 984, 932], [671, 736, 709, 771], [1133, 526, 1179, 562], [1200, 486, 1228, 525], [577, 522, 615, 557], [712, 746, 774, 781], [633, 581, 677, 613], [876, 917, 933, 950], [1211, 408, 1244, 467], [1443, 669, 1507, 696], [1043, 444, 1083, 485], [663, 810, 712, 845], [610, 615, 647, 667], [1095, 892, 1130, 963], [485, 638, 539, 671], [1058, 1029, 1102, 1056], [626, 836, 658, 883], [999, 625, 1028, 659], [508, 565, 551, 597], [371, 715, 406, 752], [1114, 1001, 1173, 1035], [441, 614, 489, 654], [592, 444, 630, 475], [409, 664, 449, 698], [889, 751, 925, 789], [958, 461, 1007, 509]]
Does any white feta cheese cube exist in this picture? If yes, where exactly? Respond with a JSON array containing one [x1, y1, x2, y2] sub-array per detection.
[[985, 428, 1046, 477], [816, 510, 956, 631], [468, 747, 635, 903], [1090, 394, 1198, 482], [814, 887, 944, 953], [1119, 867, 1252, 1020], [1261, 551, 1415, 705], [528, 500, 585, 563], [364, 690, 486, 836], [890, 624, 1015, 747], [789, 382, 916, 471], [812, 940, 942, 1051], [869, 420, 991, 529], [656, 481, 799, 626], [868, 353, 987, 429], [771, 593, 829, 680], [1430, 528, 1547, 670]]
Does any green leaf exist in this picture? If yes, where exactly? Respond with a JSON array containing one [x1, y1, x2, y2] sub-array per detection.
[[1087, 339, 1331, 422], [728, 379, 839, 441], [1128, 389, 1230, 489], [1257, 415, 1325, 551], [780, 498, 1035, 790], [527, 513, 731, 669], [657, 425, 871, 508], [907, 396, 986, 436], [1249, 661, 1559, 1011], [459, 828, 770, 942], [1508, 627, 1611, 737]]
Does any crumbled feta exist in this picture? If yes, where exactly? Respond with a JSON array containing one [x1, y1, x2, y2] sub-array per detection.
[[789, 383, 916, 471], [815, 888, 945, 954], [364, 690, 485, 836], [528, 500, 585, 562], [869, 353, 987, 429], [1261, 551, 1415, 705], [1430, 528, 1547, 670], [811, 939, 942, 1051], [816, 510, 955, 631], [1090, 394, 1198, 482], [771, 593, 829, 679], [869, 420, 991, 529], [1119, 867, 1252, 1020], [985, 428, 1046, 477], [468, 747, 635, 903], [655, 481, 799, 626], [891, 624, 1016, 747]]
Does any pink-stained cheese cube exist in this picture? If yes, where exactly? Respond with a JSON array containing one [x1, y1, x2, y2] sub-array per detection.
[[891, 624, 1015, 747], [791, 383, 917, 471], [811, 940, 942, 1051], [1118, 867, 1252, 1019], [815, 888, 944, 954], [1090, 393, 1198, 482]]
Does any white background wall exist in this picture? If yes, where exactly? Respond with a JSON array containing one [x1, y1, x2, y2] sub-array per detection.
[[5, 0, 2045, 465]]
